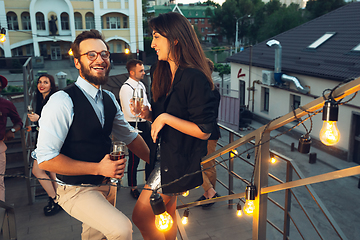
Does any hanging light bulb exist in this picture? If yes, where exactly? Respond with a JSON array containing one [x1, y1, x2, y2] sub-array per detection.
[[298, 134, 312, 154], [150, 192, 174, 232], [68, 48, 73, 56], [236, 202, 243, 217], [125, 48, 130, 54], [319, 100, 340, 146], [230, 149, 238, 158], [269, 153, 276, 164], [181, 209, 190, 225], [0, 28, 6, 43], [244, 185, 256, 216], [182, 190, 189, 197], [246, 153, 251, 159]]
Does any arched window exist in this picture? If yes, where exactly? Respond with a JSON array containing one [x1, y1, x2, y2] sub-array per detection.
[[21, 12, 31, 30], [7, 12, 19, 30], [74, 12, 83, 30], [85, 12, 95, 29], [61, 12, 69, 30], [36, 12, 45, 30]]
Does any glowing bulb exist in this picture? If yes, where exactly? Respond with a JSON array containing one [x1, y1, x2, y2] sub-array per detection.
[[68, 48, 73, 56], [0, 34, 6, 43], [150, 192, 174, 232], [125, 48, 130, 54], [155, 211, 173, 231], [230, 149, 238, 158], [236, 203, 242, 217], [182, 190, 189, 197], [320, 121, 340, 146], [270, 156, 276, 164], [181, 209, 189, 225], [244, 200, 255, 216]]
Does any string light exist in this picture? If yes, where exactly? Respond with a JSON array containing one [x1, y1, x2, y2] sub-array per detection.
[[0, 28, 6, 43], [320, 100, 340, 146], [182, 190, 189, 197], [236, 202, 243, 217], [125, 48, 130, 54], [244, 185, 256, 216], [298, 134, 312, 154], [230, 149, 238, 158], [269, 152, 276, 164], [150, 192, 173, 232], [181, 209, 190, 225], [68, 48, 73, 56]]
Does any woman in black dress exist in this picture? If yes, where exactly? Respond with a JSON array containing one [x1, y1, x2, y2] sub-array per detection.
[[132, 12, 218, 240]]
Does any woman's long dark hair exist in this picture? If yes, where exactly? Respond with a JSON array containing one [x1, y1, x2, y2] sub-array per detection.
[[149, 12, 214, 102], [35, 74, 57, 115]]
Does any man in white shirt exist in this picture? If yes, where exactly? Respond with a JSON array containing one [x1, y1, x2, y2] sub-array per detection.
[[34, 30, 149, 240], [119, 59, 151, 199]]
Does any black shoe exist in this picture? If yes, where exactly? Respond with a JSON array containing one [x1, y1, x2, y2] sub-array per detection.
[[44, 197, 61, 216], [195, 195, 206, 207], [202, 193, 221, 210], [130, 189, 140, 199]]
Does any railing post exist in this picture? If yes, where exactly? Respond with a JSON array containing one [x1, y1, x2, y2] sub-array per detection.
[[228, 132, 234, 209], [283, 162, 293, 240], [253, 131, 270, 240]]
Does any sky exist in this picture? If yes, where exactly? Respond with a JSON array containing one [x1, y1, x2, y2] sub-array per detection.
[[176, 0, 226, 5]]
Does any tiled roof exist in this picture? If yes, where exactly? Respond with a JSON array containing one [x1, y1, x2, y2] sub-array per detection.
[[227, 2, 360, 82]]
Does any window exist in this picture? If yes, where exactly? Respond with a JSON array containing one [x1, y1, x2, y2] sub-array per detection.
[[291, 94, 301, 110], [36, 12, 45, 30], [188, 19, 191, 23], [194, 19, 198, 24], [85, 12, 95, 29], [123, 16, 128, 28], [108, 42, 114, 53], [21, 12, 31, 30], [25, 44, 34, 56], [74, 12, 83, 30], [106, 17, 120, 29], [200, 19, 204, 24], [262, 87, 269, 112], [201, 28, 204, 33], [12, 46, 23, 56], [7, 12, 19, 30], [61, 13, 70, 30], [116, 43, 122, 53], [307, 32, 335, 49]]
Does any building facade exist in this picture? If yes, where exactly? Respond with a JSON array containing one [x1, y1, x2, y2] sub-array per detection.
[[152, 3, 222, 43], [227, 2, 360, 162], [0, 0, 143, 60]]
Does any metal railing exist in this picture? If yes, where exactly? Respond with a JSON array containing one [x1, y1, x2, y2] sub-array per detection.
[[177, 76, 360, 239]]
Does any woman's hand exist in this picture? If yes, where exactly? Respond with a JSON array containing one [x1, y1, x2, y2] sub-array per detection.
[[151, 113, 169, 143], [130, 100, 152, 121], [27, 113, 40, 122]]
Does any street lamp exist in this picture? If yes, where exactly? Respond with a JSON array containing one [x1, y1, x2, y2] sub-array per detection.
[[234, 15, 251, 54], [0, 28, 6, 43]]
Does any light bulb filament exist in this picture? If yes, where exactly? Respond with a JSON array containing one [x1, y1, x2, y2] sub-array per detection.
[[320, 121, 340, 146], [155, 211, 173, 232], [244, 200, 255, 216]]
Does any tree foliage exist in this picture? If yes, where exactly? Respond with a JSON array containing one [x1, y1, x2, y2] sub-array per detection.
[[209, 0, 347, 45]]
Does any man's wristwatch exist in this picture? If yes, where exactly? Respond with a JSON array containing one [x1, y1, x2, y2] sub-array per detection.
[[10, 128, 16, 133]]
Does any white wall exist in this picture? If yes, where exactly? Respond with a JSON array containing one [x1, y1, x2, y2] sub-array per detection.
[[230, 62, 360, 152]]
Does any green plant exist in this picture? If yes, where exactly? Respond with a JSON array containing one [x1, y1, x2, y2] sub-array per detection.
[[66, 79, 75, 85], [1, 85, 24, 94]]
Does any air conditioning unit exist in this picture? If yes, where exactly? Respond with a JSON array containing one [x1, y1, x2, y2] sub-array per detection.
[[262, 70, 275, 86]]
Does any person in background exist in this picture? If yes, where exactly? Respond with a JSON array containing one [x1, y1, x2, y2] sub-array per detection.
[[0, 75, 23, 202], [119, 59, 152, 200], [132, 12, 218, 240], [33, 29, 150, 240], [196, 58, 221, 209], [28, 74, 60, 216]]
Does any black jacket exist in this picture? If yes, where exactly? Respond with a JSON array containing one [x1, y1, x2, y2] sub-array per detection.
[[151, 67, 218, 194]]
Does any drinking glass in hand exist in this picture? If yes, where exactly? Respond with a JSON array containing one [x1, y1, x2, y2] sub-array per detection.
[[27, 105, 36, 128], [131, 85, 144, 133], [110, 141, 126, 183]]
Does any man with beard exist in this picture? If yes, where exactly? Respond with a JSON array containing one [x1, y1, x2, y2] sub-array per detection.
[[33, 29, 149, 240]]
